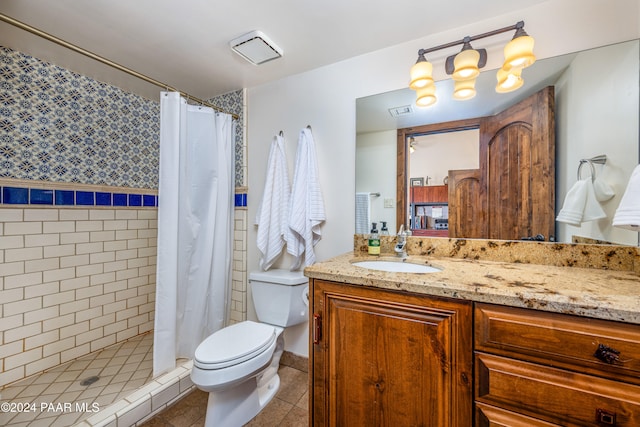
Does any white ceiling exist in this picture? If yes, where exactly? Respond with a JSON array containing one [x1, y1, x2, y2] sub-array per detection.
[[1, 0, 548, 101]]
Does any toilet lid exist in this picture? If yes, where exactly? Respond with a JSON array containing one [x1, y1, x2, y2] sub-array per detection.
[[194, 321, 276, 369]]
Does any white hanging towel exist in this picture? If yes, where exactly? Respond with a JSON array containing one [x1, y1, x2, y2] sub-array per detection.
[[255, 134, 291, 270], [556, 178, 606, 226], [288, 127, 326, 270], [355, 193, 371, 234], [613, 164, 640, 231]]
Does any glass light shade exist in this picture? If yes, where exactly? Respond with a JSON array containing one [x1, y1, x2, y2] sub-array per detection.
[[409, 60, 434, 90], [452, 48, 480, 81], [453, 78, 476, 100], [415, 84, 437, 107], [503, 35, 536, 70], [496, 68, 524, 93]]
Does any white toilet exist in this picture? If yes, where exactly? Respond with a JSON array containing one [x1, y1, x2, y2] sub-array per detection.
[[190, 269, 309, 427]]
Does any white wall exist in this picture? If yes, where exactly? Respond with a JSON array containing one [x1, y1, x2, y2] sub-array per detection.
[[410, 131, 479, 186], [356, 130, 397, 231], [556, 40, 640, 245], [247, 0, 640, 357]]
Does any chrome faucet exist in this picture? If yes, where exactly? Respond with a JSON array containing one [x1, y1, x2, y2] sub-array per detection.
[[394, 225, 408, 258]]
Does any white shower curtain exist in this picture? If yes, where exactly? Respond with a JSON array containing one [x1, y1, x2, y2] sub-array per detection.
[[153, 91, 235, 377]]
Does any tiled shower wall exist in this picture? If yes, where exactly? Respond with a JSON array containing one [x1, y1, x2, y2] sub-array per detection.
[[0, 46, 248, 388]]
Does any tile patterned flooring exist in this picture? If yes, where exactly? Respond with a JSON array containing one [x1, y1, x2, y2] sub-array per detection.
[[141, 364, 309, 427], [0, 333, 155, 427], [0, 332, 309, 427]]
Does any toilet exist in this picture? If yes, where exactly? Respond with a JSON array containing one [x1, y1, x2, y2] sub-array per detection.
[[190, 269, 309, 427]]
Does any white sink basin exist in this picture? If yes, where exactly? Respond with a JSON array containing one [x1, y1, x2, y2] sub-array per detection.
[[352, 260, 441, 274]]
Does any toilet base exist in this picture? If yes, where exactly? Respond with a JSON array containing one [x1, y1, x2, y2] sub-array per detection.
[[204, 372, 280, 427]]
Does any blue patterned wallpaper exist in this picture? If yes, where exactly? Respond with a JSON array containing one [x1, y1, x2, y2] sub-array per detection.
[[0, 46, 245, 190]]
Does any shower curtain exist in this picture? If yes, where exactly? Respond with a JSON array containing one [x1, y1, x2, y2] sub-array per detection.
[[153, 91, 235, 377]]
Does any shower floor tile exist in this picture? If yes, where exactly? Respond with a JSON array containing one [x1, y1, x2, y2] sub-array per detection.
[[0, 332, 154, 427]]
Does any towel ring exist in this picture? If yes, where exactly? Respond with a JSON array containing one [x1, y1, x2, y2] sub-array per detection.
[[577, 154, 607, 182], [577, 160, 596, 182]]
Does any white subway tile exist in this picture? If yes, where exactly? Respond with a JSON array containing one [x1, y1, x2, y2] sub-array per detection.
[[102, 300, 127, 316], [0, 366, 25, 387], [60, 254, 90, 268], [5, 322, 42, 344], [59, 299, 89, 316], [43, 336, 75, 357], [126, 295, 147, 308], [0, 235, 24, 249], [103, 319, 127, 336], [139, 320, 154, 333], [24, 305, 59, 324], [23, 209, 58, 221], [127, 257, 148, 269], [90, 251, 115, 264], [90, 334, 116, 352], [42, 290, 75, 307], [59, 209, 88, 221], [60, 231, 90, 245], [76, 306, 103, 323], [0, 261, 25, 277], [60, 320, 89, 339], [137, 210, 158, 220], [76, 263, 103, 277], [115, 249, 137, 261], [103, 220, 127, 231], [4, 296, 42, 316], [116, 327, 138, 342], [115, 210, 137, 220], [127, 313, 149, 328], [76, 241, 103, 254], [61, 343, 90, 363], [76, 220, 104, 232], [138, 266, 156, 276], [76, 327, 104, 345], [43, 221, 75, 233], [4, 271, 42, 290], [0, 341, 23, 359], [104, 260, 127, 273], [115, 307, 138, 322], [0, 313, 23, 332], [116, 230, 137, 240], [90, 231, 115, 242], [127, 276, 148, 288], [127, 219, 149, 230], [43, 243, 75, 258], [42, 313, 74, 332], [75, 285, 104, 301], [89, 313, 115, 330], [89, 209, 115, 220], [24, 233, 60, 248], [24, 329, 59, 350], [103, 280, 127, 294], [60, 276, 90, 291], [25, 256, 59, 273], [25, 354, 60, 377], [104, 240, 127, 252], [137, 246, 156, 257], [43, 267, 75, 283], [91, 272, 115, 286], [150, 378, 180, 411], [0, 208, 23, 222], [116, 268, 138, 282], [24, 281, 59, 299], [90, 293, 115, 309], [5, 246, 42, 262]]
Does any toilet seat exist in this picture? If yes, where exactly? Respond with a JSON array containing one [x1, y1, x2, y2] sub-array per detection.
[[194, 321, 276, 370]]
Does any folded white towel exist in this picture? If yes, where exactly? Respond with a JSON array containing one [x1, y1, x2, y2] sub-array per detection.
[[255, 135, 291, 270], [355, 193, 371, 235], [613, 164, 640, 231], [593, 177, 615, 202], [288, 128, 326, 270], [556, 178, 606, 226]]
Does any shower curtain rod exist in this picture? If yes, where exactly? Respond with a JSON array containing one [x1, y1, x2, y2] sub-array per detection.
[[0, 13, 239, 120]]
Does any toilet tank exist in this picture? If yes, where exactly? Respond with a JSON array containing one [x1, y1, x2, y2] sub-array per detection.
[[249, 269, 309, 327]]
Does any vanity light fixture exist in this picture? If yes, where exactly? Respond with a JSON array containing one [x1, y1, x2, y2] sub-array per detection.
[[409, 21, 535, 105]]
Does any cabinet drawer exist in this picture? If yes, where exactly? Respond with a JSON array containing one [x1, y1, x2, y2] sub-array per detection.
[[476, 402, 560, 426], [476, 353, 640, 426], [475, 303, 640, 384]]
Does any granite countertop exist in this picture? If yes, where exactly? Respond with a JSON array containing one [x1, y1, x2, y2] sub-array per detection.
[[304, 252, 640, 325]]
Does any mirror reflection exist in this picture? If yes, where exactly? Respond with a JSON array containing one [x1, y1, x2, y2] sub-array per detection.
[[356, 39, 639, 245]]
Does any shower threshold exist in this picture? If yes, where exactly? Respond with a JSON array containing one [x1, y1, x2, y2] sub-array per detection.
[[0, 332, 194, 427]]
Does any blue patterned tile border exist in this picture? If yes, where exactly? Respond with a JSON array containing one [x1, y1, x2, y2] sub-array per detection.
[[234, 193, 247, 207], [0, 185, 157, 207]]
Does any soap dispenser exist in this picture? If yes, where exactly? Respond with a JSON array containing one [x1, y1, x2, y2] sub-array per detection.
[[380, 221, 389, 236], [368, 222, 380, 256]]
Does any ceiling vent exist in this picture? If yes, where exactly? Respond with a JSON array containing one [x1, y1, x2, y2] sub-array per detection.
[[388, 105, 413, 117], [229, 30, 283, 65]]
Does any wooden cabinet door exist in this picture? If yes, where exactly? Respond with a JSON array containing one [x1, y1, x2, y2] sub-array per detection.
[[448, 169, 482, 238], [310, 280, 473, 427], [479, 86, 555, 241]]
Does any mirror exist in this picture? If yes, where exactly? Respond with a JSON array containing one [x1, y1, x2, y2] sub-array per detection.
[[356, 39, 639, 245]]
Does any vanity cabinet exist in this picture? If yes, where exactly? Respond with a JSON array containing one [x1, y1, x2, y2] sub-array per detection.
[[474, 303, 640, 426], [309, 279, 473, 426]]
